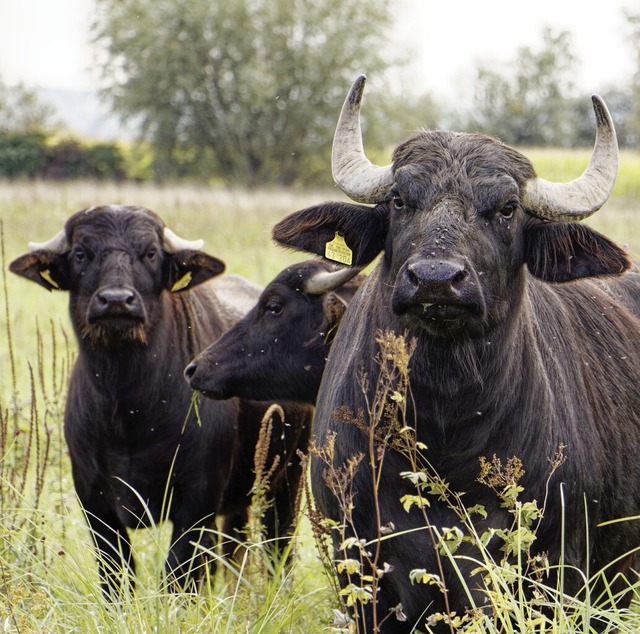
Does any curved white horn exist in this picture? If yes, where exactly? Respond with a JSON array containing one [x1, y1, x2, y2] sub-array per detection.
[[522, 95, 618, 221], [332, 75, 394, 204], [163, 228, 204, 252], [303, 266, 363, 295], [28, 229, 68, 253]]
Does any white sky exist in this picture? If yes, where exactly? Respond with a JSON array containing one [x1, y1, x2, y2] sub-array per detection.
[[0, 0, 635, 99], [395, 0, 636, 101]]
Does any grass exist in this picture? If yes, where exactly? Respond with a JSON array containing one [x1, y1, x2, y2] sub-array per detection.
[[0, 152, 639, 633], [0, 180, 337, 633]]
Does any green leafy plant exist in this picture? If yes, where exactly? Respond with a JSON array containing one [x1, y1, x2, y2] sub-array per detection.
[[309, 330, 640, 633]]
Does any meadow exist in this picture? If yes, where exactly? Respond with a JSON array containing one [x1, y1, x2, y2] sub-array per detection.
[[1, 147, 639, 633]]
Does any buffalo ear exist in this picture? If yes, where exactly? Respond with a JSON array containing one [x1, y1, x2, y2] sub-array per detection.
[[321, 292, 349, 343], [9, 251, 70, 291], [272, 202, 388, 266], [524, 221, 630, 282], [166, 251, 225, 292]]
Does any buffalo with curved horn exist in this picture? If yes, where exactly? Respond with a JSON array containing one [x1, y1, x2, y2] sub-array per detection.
[[10, 205, 313, 597], [272, 75, 640, 632]]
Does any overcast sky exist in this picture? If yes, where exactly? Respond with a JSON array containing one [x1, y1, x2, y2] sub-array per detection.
[[0, 0, 635, 100]]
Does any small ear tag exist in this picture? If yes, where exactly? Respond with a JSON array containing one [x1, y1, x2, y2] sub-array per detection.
[[40, 269, 60, 289], [171, 271, 193, 292], [324, 232, 353, 265]]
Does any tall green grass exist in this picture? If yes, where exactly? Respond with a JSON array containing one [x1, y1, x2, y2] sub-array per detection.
[[0, 181, 338, 633], [1, 156, 639, 633]]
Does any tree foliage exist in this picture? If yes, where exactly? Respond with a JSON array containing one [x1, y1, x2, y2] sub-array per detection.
[[93, 0, 395, 186], [462, 28, 579, 146], [626, 10, 640, 145], [0, 78, 56, 134]]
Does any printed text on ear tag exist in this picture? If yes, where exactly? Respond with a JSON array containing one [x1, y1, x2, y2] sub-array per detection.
[[324, 232, 352, 265], [171, 271, 193, 292]]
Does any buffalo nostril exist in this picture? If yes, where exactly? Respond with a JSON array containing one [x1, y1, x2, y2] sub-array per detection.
[[407, 260, 467, 288], [451, 270, 469, 286], [407, 267, 420, 286], [184, 362, 197, 381]]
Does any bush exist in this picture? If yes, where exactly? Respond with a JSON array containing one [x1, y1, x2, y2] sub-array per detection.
[[83, 143, 126, 180], [42, 138, 87, 179], [43, 138, 126, 180], [0, 133, 126, 180], [0, 132, 48, 177]]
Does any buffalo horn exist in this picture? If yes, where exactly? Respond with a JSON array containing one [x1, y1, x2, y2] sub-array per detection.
[[303, 266, 363, 295], [163, 228, 204, 252], [332, 75, 394, 204], [522, 95, 618, 221], [28, 230, 68, 253]]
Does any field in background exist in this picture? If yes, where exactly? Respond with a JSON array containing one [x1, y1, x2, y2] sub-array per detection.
[[527, 148, 640, 256], [1, 148, 639, 632]]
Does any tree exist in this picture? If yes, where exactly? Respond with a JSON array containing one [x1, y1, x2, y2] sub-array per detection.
[[0, 77, 56, 178], [364, 91, 440, 162], [462, 28, 578, 146], [626, 11, 640, 145], [0, 77, 55, 134], [93, 0, 395, 185]]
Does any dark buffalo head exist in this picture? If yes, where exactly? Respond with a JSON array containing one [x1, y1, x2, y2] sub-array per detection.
[[10, 205, 224, 348], [273, 76, 630, 340], [184, 260, 363, 403]]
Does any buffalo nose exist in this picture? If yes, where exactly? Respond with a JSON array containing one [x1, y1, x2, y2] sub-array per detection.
[[392, 258, 474, 315], [88, 287, 141, 321], [406, 259, 469, 296]]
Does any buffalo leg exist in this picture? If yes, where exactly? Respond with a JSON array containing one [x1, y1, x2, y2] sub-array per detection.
[[165, 516, 217, 591], [261, 459, 305, 562], [82, 502, 135, 599], [221, 508, 249, 560]]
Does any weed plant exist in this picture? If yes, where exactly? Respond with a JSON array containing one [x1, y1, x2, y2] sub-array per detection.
[[310, 331, 640, 633]]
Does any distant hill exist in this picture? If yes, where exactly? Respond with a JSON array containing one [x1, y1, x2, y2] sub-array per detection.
[[37, 88, 137, 141]]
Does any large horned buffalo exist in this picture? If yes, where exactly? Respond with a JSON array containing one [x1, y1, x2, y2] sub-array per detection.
[[272, 76, 640, 631], [10, 205, 312, 596], [184, 260, 363, 405]]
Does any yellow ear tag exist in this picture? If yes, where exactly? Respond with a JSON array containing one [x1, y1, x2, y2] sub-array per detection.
[[324, 232, 353, 265], [40, 269, 60, 289], [171, 271, 193, 292]]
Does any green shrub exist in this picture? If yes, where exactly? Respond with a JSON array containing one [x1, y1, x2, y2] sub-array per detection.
[[43, 138, 126, 180], [83, 142, 127, 180], [0, 132, 48, 177], [0, 134, 126, 180]]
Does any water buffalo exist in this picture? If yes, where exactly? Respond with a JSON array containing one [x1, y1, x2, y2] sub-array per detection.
[[271, 76, 640, 632], [184, 259, 363, 405], [10, 205, 313, 596]]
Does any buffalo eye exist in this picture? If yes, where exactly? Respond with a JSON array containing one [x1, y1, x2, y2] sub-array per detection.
[[389, 186, 405, 210], [499, 202, 517, 220], [265, 299, 283, 316], [73, 247, 86, 264], [145, 247, 158, 262]]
